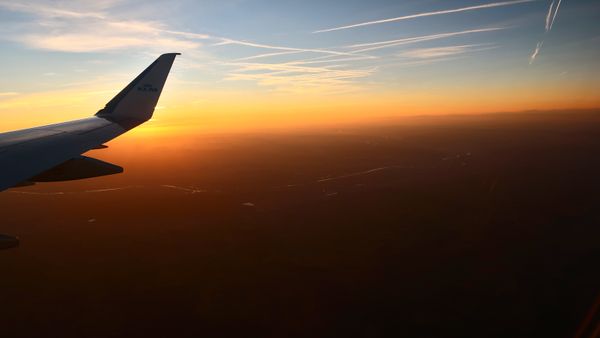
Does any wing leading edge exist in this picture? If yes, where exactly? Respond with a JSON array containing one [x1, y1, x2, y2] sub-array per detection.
[[0, 53, 180, 192]]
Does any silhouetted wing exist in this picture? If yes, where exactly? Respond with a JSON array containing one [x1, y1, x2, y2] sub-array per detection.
[[0, 53, 180, 192]]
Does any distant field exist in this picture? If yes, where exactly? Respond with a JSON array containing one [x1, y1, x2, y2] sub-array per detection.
[[1, 110, 599, 338]]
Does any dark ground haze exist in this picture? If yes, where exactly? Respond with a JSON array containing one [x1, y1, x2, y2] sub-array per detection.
[[1, 111, 599, 338]]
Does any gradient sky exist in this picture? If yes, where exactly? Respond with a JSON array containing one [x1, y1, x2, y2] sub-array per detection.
[[0, 0, 599, 133]]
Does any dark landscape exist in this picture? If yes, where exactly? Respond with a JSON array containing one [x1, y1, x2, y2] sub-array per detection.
[[1, 111, 599, 338]]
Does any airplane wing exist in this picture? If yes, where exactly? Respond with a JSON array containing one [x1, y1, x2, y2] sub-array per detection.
[[0, 53, 180, 192]]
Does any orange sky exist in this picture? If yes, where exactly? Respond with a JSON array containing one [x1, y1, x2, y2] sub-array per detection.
[[1, 81, 598, 136]]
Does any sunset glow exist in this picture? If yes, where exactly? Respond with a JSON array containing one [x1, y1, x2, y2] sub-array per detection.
[[0, 0, 598, 134]]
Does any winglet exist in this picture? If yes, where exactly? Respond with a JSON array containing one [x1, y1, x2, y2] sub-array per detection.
[[96, 53, 180, 129]]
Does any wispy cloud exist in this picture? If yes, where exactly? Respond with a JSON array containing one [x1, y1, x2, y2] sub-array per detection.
[[346, 27, 507, 53], [0, 92, 20, 102], [233, 51, 304, 61], [388, 56, 469, 68], [222, 61, 377, 94], [22, 34, 199, 53], [288, 56, 376, 66], [0, 92, 19, 97], [548, 0, 563, 31], [313, 0, 536, 33], [250, 28, 505, 90], [0, 1, 202, 52], [545, 1, 555, 31], [209, 36, 380, 93], [530, 0, 563, 63], [215, 38, 370, 58], [0, 1, 107, 20], [530, 41, 543, 64], [398, 44, 497, 59], [385, 44, 500, 69]]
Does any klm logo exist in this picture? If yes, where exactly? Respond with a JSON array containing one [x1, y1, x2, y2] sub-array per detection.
[[137, 84, 159, 92]]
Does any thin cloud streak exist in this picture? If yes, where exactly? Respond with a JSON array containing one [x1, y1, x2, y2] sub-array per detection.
[[530, 41, 543, 63], [545, 1, 555, 31], [288, 56, 376, 66], [215, 38, 371, 58], [221, 61, 376, 94], [234, 51, 305, 61], [391, 56, 468, 68], [388, 44, 500, 69], [222, 62, 374, 79], [347, 27, 507, 53], [0, 92, 19, 97], [549, 0, 562, 30], [531, 0, 563, 64], [313, 0, 536, 33], [0, 1, 106, 20], [398, 44, 497, 59]]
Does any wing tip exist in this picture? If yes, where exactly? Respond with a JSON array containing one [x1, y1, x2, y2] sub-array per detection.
[[95, 53, 180, 126]]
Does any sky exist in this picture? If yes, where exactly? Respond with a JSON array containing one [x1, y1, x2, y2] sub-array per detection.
[[0, 0, 599, 133]]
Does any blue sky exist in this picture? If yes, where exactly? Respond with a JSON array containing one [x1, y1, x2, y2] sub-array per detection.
[[0, 0, 598, 131]]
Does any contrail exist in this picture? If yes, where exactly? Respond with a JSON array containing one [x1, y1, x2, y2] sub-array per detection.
[[215, 38, 369, 57], [347, 27, 506, 53], [313, 0, 537, 33], [545, 1, 555, 31], [234, 51, 304, 61], [530, 41, 543, 64], [531, 0, 563, 64], [549, 0, 562, 30]]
